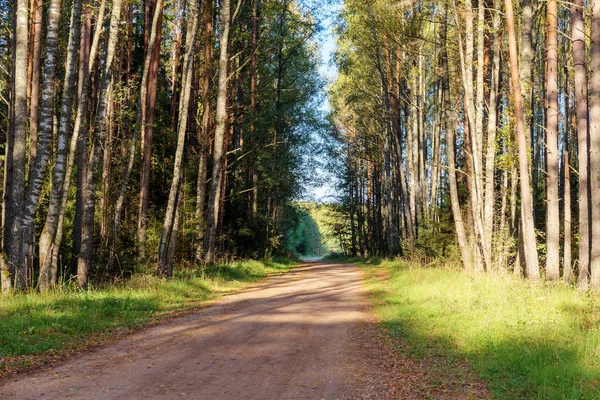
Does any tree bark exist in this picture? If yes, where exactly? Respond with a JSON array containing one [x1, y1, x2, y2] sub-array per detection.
[[10, 0, 63, 286], [77, 0, 122, 289], [137, 0, 165, 251], [195, 0, 214, 262], [572, 0, 591, 288], [545, 0, 560, 280], [38, 0, 83, 291], [204, 0, 232, 265], [3, 0, 30, 291], [158, 0, 200, 276], [589, 0, 600, 290], [504, 0, 540, 279], [27, 0, 42, 172], [443, 10, 472, 271]]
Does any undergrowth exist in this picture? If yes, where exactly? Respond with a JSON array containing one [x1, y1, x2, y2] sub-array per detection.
[[0, 258, 295, 372], [348, 257, 600, 399]]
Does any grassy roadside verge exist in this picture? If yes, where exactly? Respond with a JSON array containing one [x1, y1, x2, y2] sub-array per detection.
[[333, 256, 600, 399], [0, 258, 296, 377]]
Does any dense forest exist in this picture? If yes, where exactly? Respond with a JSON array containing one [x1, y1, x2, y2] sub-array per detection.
[[0, 0, 326, 292], [5, 0, 600, 294], [326, 0, 600, 289]]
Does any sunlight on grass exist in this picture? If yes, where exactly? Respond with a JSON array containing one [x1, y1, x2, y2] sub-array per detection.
[[362, 259, 600, 399], [0, 259, 295, 363]]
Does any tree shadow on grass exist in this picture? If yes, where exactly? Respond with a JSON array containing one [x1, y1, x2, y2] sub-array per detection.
[[378, 303, 597, 399]]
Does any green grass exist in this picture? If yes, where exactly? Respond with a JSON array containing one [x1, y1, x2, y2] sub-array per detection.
[[353, 258, 600, 399], [0, 258, 295, 369]]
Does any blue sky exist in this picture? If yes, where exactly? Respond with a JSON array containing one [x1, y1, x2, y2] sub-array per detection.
[[308, 6, 339, 201]]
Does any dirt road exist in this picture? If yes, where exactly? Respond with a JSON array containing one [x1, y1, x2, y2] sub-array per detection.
[[1, 262, 384, 399]]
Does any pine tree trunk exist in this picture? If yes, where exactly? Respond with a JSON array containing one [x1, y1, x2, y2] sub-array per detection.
[[504, 0, 540, 279], [589, 0, 600, 290], [38, 0, 83, 291], [563, 83, 573, 282], [204, 0, 231, 265], [10, 0, 63, 285], [572, 0, 591, 288], [195, 0, 214, 262], [77, 0, 122, 289], [545, 0, 560, 280], [443, 11, 472, 271], [27, 0, 42, 171], [158, 0, 200, 276], [483, 0, 502, 269], [3, 0, 30, 291], [137, 0, 164, 251]]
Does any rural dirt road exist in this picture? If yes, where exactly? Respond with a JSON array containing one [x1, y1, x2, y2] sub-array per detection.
[[0, 262, 489, 399]]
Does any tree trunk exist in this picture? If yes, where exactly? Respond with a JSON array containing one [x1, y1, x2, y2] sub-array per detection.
[[504, 0, 540, 279], [443, 10, 472, 271], [545, 0, 560, 280], [10, 0, 63, 286], [249, 0, 259, 217], [572, 0, 591, 288], [195, 0, 214, 262], [27, 0, 42, 171], [38, 0, 83, 291], [137, 0, 165, 251], [204, 0, 231, 265], [589, 0, 600, 290], [3, 0, 30, 291], [563, 85, 573, 282], [77, 0, 122, 289], [158, 0, 200, 276], [483, 0, 501, 268]]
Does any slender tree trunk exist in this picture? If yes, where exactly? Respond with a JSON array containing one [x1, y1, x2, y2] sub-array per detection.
[[27, 0, 42, 171], [158, 0, 200, 276], [195, 0, 214, 262], [170, 0, 183, 130], [571, 0, 591, 288], [77, 0, 122, 289], [3, 0, 30, 291], [443, 11, 472, 271], [545, 0, 560, 280], [504, 0, 540, 279], [250, 0, 259, 217], [73, 0, 106, 280], [589, 0, 600, 290], [563, 86, 573, 282], [483, 0, 501, 268], [10, 0, 63, 285], [520, 0, 536, 151], [39, 0, 83, 291], [204, 0, 231, 265], [137, 0, 165, 250]]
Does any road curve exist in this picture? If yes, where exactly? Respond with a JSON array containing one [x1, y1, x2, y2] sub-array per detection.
[[1, 262, 373, 400]]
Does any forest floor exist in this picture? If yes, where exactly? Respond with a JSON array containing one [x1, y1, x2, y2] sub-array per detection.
[[0, 261, 489, 399]]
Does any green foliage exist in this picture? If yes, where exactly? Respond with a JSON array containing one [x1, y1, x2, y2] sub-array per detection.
[[0, 259, 295, 364], [360, 260, 600, 399], [279, 203, 326, 256]]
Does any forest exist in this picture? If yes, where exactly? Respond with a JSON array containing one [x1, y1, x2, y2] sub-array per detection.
[[3, 0, 600, 291], [5, 0, 600, 397], [0, 0, 326, 292], [327, 0, 600, 290]]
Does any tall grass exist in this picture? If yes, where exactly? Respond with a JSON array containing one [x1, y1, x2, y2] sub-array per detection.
[[360, 259, 600, 399], [0, 258, 295, 370]]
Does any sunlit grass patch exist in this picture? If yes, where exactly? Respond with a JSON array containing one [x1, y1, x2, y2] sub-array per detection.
[[360, 259, 600, 399]]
